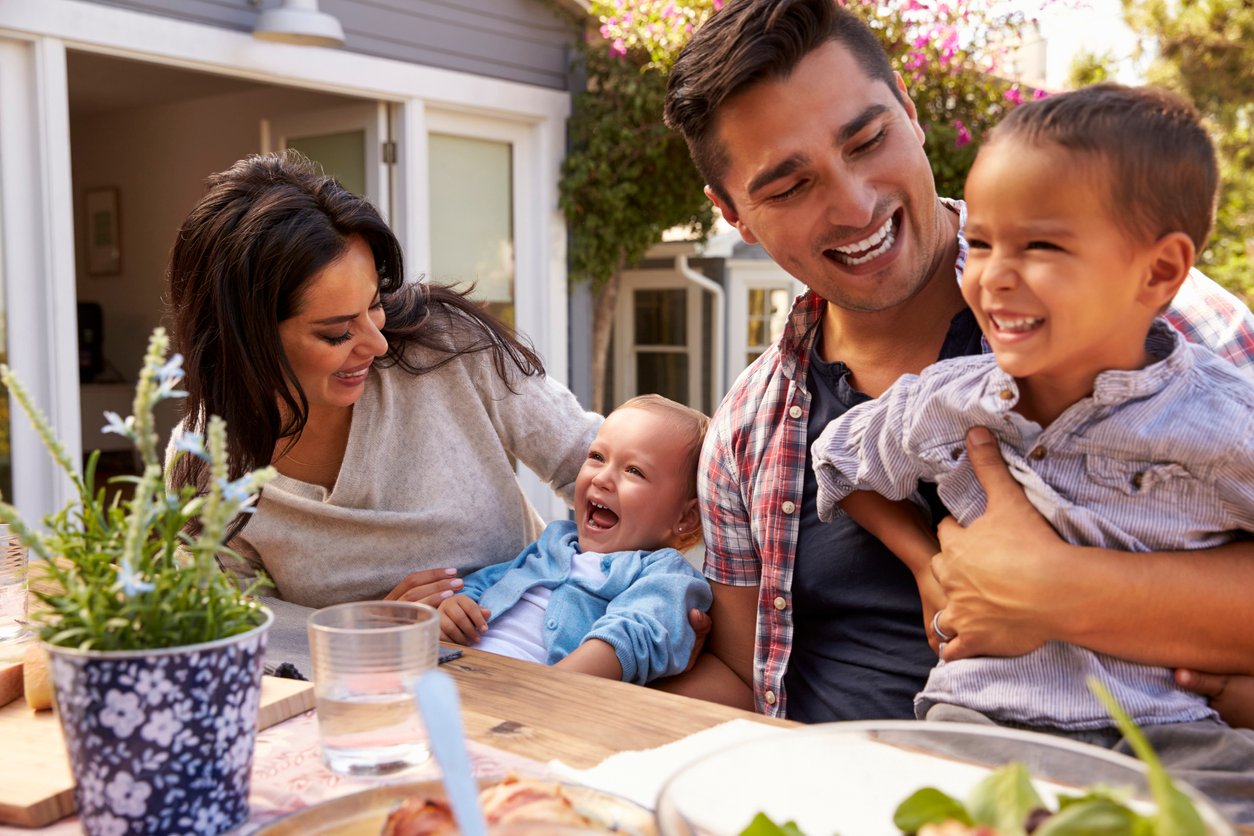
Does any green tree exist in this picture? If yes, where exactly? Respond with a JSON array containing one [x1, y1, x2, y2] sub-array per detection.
[[557, 13, 715, 411], [1122, 0, 1254, 302]]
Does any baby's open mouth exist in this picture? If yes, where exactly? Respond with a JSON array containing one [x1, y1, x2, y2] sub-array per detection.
[[585, 501, 619, 530]]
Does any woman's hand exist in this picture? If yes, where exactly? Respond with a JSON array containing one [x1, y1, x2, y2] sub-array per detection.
[[384, 567, 465, 606], [933, 427, 1066, 661], [1176, 669, 1254, 730]]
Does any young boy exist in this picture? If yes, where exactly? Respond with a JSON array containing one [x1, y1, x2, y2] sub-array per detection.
[[811, 84, 1254, 822], [438, 395, 712, 685]]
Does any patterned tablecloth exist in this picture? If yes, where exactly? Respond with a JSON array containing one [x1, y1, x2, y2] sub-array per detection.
[[2, 710, 546, 835]]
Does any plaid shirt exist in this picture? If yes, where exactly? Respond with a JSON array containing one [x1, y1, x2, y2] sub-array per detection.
[[699, 199, 1254, 718]]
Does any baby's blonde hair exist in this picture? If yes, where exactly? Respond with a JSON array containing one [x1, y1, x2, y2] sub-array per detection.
[[615, 394, 710, 550]]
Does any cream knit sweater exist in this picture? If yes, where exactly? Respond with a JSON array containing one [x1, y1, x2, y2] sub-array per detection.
[[217, 345, 601, 608]]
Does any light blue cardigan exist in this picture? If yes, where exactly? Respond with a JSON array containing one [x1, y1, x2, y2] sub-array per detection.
[[460, 520, 712, 684]]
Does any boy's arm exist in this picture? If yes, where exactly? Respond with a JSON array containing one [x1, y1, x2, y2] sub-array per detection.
[[934, 428, 1254, 674], [840, 491, 945, 651]]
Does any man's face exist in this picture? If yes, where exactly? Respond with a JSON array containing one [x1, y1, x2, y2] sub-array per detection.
[[708, 41, 946, 314]]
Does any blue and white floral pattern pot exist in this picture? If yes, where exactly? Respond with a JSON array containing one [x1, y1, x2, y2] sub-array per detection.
[[44, 609, 273, 836]]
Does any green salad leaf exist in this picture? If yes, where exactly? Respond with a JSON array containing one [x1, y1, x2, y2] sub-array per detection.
[[967, 762, 1045, 834], [894, 786, 973, 832], [739, 811, 809, 835], [1087, 677, 1208, 836]]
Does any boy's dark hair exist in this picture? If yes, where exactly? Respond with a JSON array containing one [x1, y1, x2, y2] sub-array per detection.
[[617, 394, 710, 549], [988, 83, 1218, 252], [663, 0, 902, 208]]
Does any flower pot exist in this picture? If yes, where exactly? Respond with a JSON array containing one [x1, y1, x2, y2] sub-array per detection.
[[44, 608, 273, 835]]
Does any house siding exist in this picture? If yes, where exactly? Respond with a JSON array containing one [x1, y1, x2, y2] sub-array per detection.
[[90, 0, 580, 90]]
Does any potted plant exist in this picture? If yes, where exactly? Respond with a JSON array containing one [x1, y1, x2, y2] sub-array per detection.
[[0, 327, 277, 835]]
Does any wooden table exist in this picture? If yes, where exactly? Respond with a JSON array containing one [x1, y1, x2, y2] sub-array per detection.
[[439, 646, 789, 768]]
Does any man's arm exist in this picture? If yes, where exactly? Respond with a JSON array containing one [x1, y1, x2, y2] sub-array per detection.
[[650, 581, 756, 710], [933, 427, 1254, 674]]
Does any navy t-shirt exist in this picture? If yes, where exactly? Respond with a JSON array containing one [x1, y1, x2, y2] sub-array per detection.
[[782, 308, 984, 722]]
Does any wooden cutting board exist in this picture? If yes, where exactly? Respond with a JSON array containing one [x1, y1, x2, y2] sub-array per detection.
[[0, 674, 315, 827]]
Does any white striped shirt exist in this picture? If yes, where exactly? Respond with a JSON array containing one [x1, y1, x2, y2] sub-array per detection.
[[812, 320, 1254, 729]]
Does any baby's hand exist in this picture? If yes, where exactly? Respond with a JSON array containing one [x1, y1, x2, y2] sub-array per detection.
[[438, 594, 491, 645]]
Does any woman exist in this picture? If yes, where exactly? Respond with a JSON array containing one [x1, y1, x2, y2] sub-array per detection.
[[166, 151, 601, 621]]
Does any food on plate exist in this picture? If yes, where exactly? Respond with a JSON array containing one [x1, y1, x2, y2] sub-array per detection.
[[382, 775, 607, 835], [23, 642, 52, 710], [740, 683, 1210, 836]]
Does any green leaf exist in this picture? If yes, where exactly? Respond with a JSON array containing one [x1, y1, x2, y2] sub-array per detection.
[[893, 786, 972, 832], [1087, 678, 1208, 836], [738, 812, 807, 836], [1033, 797, 1145, 835], [967, 762, 1044, 835]]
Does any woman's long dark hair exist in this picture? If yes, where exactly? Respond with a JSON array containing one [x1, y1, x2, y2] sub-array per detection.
[[167, 151, 542, 530]]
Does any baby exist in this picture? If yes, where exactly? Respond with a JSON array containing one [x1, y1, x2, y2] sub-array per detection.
[[811, 83, 1254, 823], [439, 395, 712, 685]]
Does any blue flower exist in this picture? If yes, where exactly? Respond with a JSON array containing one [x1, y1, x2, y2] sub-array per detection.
[[174, 434, 208, 461], [117, 557, 155, 597], [151, 354, 188, 401], [216, 476, 260, 512], [101, 411, 135, 439]]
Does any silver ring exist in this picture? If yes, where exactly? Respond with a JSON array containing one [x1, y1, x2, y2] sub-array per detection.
[[932, 610, 954, 642]]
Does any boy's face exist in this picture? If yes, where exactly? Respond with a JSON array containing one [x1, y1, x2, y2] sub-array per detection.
[[705, 40, 946, 315], [574, 407, 696, 554], [961, 140, 1162, 407]]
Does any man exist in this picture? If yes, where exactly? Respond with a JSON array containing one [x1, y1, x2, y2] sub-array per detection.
[[658, 0, 1254, 722]]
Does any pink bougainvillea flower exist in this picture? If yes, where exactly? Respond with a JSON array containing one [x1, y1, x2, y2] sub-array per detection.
[[1004, 86, 1024, 105], [1033, 87, 1051, 100], [954, 119, 972, 148]]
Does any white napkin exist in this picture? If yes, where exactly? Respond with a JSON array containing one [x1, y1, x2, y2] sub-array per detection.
[[546, 718, 786, 809]]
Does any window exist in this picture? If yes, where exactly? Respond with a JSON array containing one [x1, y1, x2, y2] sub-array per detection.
[[427, 134, 514, 327], [633, 288, 690, 403], [745, 287, 791, 366]]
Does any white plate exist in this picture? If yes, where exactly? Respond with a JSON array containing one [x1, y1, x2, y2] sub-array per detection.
[[654, 721, 1234, 835], [256, 778, 657, 835]]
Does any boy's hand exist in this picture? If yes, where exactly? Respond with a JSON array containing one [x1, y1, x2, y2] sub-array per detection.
[[1176, 669, 1254, 730], [438, 594, 490, 645], [914, 566, 947, 656]]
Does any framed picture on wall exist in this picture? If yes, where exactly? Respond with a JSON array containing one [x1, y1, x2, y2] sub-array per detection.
[[85, 187, 122, 276]]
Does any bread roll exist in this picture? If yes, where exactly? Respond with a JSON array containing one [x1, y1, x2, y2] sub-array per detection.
[[23, 643, 53, 711]]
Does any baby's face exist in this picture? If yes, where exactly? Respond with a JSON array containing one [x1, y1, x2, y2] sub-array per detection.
[[574, 407, 693, 554], [961, 140, 1161, 401]]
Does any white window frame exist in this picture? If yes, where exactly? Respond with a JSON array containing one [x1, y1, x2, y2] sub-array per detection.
[[0, 0, 570, 522], [614, 269, 705, 411], [725, 260, 804, 382]]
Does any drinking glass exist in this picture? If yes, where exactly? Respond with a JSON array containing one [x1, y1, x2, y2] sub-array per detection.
[[308, 601, 438, 776], [0, 524, 28, 644]]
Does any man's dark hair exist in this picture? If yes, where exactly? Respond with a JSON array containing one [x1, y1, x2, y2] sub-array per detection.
[[663, 0, 901, 206], [988, 83, 1218, 252]]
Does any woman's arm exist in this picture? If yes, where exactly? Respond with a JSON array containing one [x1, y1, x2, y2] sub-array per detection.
[[933, 427, 1254, 673], [483, 368, 602, 504]]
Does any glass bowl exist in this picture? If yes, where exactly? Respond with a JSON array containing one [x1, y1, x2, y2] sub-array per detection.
[[654, 720, 1235, 835]]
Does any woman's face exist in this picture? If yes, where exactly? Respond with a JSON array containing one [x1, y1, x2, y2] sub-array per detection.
[[277, 234, 388, 413]]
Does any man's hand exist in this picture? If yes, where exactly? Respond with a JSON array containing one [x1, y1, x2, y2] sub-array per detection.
[[685, 608, 712, 672], [1176, 669, 1254, 730], [385, 567, 465, 606], [933, 427, 1067, 661], [438, 594, 490, 645]]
